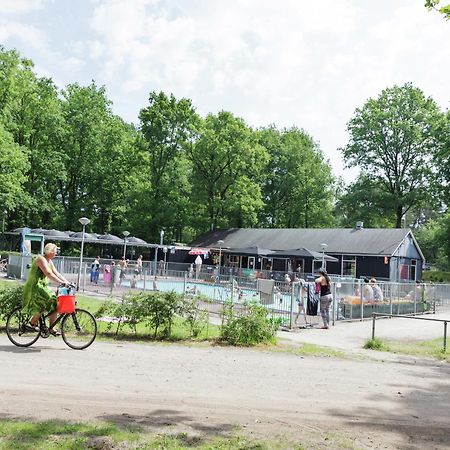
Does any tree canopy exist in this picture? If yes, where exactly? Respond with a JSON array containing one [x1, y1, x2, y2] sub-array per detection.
[[1, 46, 449, 268], [340, 83, 444, 228]]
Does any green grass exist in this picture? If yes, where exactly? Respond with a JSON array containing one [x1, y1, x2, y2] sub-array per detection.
[[270, 340, 347, 358], [364, 337, 449, 361], [363, 337, 387, 351], [0, 418, 367, 449], [0, 418, 299, 450], [74, 295, 222, 342]]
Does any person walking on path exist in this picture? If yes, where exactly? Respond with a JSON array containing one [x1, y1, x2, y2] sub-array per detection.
[[315, 268, 332, 329]]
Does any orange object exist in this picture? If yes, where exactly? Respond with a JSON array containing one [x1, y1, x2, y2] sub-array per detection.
[[57, 295, 76, 314]]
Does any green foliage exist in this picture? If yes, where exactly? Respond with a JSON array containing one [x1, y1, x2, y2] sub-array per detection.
[[179, 295, 209, 338], [0, 123, 29, 212], [422, 271, 450, 283], [341, 83, 445, 228], [188, 111, 269, 232], [258, 126, 336, 228], [97, 290, 186, 339], [335, 175, 395, 227], [144, 290, 180, 338], [415, 212, 450, 270], [425, 0, 450, 19], [363, 338, 387, 350], [138, 91, 200, 242], [0, 284, 23, 320], [220, 300, 278, 346], [0, 418, 296, 450]]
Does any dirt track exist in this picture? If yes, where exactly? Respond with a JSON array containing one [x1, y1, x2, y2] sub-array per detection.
[[1, 332, 449, 449]]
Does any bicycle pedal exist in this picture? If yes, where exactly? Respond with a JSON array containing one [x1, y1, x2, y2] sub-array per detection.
[[40, 329, 50, 338]]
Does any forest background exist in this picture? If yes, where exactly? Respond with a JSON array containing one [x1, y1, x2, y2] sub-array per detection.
[[0, 45, 448, 269]]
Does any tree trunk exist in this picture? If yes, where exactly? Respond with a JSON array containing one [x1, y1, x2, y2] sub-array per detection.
[[395, 205, 403, 228]]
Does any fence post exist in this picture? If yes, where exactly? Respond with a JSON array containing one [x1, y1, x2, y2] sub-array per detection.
[[360, 283, 364, 321], [332, 283, 337, 325], [183, 273, 187, 296], [231, 275, 234, 304], [444, 321, 448, 353], [372, 313, 376, 340], [289, 283, 295, 329], [82, 263, 87, 292], [143, 268, 146, 292]]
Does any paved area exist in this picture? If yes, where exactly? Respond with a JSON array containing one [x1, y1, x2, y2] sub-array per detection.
[[278, 308, 450, 354]]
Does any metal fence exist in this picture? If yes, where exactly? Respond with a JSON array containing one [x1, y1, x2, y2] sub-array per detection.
[[7, 255, 450, 329]]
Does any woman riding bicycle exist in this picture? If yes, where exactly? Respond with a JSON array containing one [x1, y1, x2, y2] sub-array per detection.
[[22, 243, 70, 336]]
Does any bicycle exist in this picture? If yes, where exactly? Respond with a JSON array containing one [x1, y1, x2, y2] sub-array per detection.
[[6, 284, 97, 350]]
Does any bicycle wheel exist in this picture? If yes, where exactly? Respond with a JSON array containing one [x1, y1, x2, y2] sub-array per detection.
[[61, 308, 97, 350], [6, 307, 40, 347]]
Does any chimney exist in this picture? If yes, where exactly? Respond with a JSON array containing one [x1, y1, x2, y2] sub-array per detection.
[[356, 221, 364, 229]]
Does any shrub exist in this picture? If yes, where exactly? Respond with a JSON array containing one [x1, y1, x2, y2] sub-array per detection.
[[180, 296, 208, 338], [363, 337, 387, 350], [0, 285, 23, 320], [97, 293, 148, 335], [220, 301, 278, 346], [144, 290, 181, 338]]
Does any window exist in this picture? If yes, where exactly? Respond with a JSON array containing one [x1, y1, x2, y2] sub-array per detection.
[[411, 260, 417, 281], [342, 257, 356, 277]]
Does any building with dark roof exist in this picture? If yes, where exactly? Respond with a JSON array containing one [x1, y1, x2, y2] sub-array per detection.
[[190, 223, 425, 281]]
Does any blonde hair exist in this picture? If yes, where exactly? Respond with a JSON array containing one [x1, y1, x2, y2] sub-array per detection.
[[44, 243, 58, 255]]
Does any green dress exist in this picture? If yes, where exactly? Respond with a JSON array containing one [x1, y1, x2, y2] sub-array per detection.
[[22, 257, 57, 316]]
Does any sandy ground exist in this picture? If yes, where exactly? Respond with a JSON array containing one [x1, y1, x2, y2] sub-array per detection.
[[1, 318, 450, 450]]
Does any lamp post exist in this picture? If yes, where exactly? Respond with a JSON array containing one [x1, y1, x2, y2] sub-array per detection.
[[217, 239, 224, 273], [163, 246, 168, 276], [320, 243, 328, 269], [154, 230, 164, 279], [77, 217, 90, 291], [122, 230, 130, 258], [2, 210, 6, 234]]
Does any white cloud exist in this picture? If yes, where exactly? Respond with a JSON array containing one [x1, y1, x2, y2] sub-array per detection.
[[0, 0, 42, 14], [1, 0, 449, 183], [0, 20, 48, 51]]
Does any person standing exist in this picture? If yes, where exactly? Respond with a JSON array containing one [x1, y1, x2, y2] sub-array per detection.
[[315, 268, 332, 329], [118, 256, 128, 286], [195, 255, 202, 279], [135, 254, 143, 279], [90, 256, 100, 285]]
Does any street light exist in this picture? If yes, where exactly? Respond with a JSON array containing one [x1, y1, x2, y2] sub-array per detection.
[[2, 210, 7, 234], [163, 246, 168, 276], [122, 230, 130, 258], [320, 243, 328, 269], [154, 230, 164, 279], [217, 239, 224, 268], [77, 217, 91, 291]]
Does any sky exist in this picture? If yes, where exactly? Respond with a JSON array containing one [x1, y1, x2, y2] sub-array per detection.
[[1, 0, 449, 183]]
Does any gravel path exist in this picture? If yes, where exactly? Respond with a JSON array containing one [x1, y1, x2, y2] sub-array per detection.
[[1, 315, 450, 449]]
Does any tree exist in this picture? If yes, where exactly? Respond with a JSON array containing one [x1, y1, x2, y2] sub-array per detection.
[[138, 91, 200, 242], [341, 83, 444, 228], [335, 175, 396, 227], [415, 212, 450, 270], [58, 82, 141, 234], [433, 111, 450, 204], [188, 111, 268, 232], [258, 126, 335, 228], [425, 0, 450, 20], [0, 123, 29, 213], [0, 46, 65, 228]]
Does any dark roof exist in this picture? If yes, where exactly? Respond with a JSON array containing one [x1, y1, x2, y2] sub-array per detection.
[[190, 228, 414, 257]]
